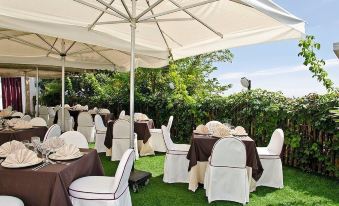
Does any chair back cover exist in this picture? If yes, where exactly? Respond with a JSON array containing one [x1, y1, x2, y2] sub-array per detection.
[[59, 131, 89, 148], [94, 114, 106, 131], [39, 106, 48, 115], [54, 105, 61, 112], [11, 112, 24, 117], [206, 121, 223, 133], [21, 115, 31, 121], [99, 108, 110, 114], [5, 106, 13, 111], [112, 149, 135, 198], [210, 138, 246, 168], [119, 110, 125, 118], [267, 129, 284, 155], [48, 107, 55, 117], [161, 125, 174, 151], [44, 124, 61, 141], [57, 108, 71, 120], [113, 119, 130, 139], [77, 112, 93, 127], [167, 116, 174, 130], [30, 117, 47, 126]]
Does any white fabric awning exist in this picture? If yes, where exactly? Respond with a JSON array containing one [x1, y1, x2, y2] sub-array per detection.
[[0, 0, 305, 70], [334, 42, 339, 59]]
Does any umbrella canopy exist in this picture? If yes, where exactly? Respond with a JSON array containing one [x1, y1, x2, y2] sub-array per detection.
[[334, 42, 339, 59], [0, 0, 305, 67]]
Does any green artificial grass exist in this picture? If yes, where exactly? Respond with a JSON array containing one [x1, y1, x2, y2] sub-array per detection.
[[98, 153, 339, 206]]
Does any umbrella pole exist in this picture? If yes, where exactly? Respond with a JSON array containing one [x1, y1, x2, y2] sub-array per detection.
[[129, 0, 136, 148], [61, 40, 65, 132], [35, 67, 39, 117]]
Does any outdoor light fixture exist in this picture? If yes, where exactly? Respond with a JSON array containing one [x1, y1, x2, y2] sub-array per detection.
[[240, 77, 251, 90]]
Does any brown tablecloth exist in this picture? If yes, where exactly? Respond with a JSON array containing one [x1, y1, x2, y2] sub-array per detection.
[[104, 119, 155, 148], [90, 113, 113, 127], [0, 126, 48, 145], [0, 149, 104, 206], [187, 134, 263, 181]]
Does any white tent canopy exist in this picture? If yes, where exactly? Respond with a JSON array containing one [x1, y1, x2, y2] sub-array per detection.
[[334, 42, 339, 59], [0, 0, 305, 68]]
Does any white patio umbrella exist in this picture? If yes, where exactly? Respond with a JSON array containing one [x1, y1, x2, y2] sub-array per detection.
[[334, 43, 339, 59], [0, 0, 305, 145]]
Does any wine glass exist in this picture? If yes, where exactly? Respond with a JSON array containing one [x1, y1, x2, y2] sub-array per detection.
[[31, 136, 41, 154]]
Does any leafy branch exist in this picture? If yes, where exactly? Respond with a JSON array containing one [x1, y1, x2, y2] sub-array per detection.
[[298, 35, 334, 91]]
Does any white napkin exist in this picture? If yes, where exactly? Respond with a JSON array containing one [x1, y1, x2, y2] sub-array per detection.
[[2, 149, 40, 166], [0, 140, 26, 157], [13, 120, 33, 129], [134, 114, 148, 121], [234, 126, 248, 135], [53, 144, 80, 158], [195, 124, 209, 134], [213, 125, 232, 138]]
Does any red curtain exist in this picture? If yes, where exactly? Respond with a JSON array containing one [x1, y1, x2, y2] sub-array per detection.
[[1, 77, 22, 112]]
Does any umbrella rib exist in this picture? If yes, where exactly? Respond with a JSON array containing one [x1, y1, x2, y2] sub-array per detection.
[[88, 0, 116, 31], [65, 41, 77, 55], [96, 0, 130, 20], [136, 0, 164, 20], [96, 20, 130, 25], [120, 0, 132, 19], [168, 0, 223, 38], [0, 33, 32, 41], [139, 0, 219, 21], [46, 38, 58, 57], [138, 18, 194, 23], [73, 0, 126, 20], [36, 34, 62, 54], [145, 0, 171, 55], [84, 43, 115, 65]]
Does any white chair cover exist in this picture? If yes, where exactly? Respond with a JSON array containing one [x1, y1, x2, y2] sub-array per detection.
[[47, 107, 56, 126], [21, 115, 31, 121], [257, 129, 284, 188], [59, 131, 89, 149], [111, 119, 138, 161], [54, 105, 61, 112], [206, 121, 223, 133], [0, 196, 24, 206], [99, 108, 110, 114], [204, 138, 249, 204], [149, 116, 173, 153], [11, 112, 24, 117], [69, 149, 135, 206], [30, 117, 47, 126], [119, 110, 125, 119], [44, 124, 61, 141], [39, 106, 49, 123], [94, 114, 107, 153], [5, 106, 13, 111], [57, 109, 74, 132], [77, 112, 95, 143], [162, 125, 190, 183]]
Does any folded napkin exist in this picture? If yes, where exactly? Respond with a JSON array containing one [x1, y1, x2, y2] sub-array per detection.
[[13, 120, 33, 129], [234, 126, 248, 136], [213, 125, 232, 138], [0, 140, 26, 157], [53, 144, 80, 158], [2, 149, 40, 166], [7, 118, 21, 127], [134, 114, 148, 121], [195, 124, 209, 134], [44, 138, 65, 150]]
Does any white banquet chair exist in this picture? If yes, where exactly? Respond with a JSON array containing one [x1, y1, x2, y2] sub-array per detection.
[[21, 115, 31, 121], [44, 124, 61, 141], [94, 114, 107, 153], [69, 149, 135, 206], [59, 131, 89, 149], [11, 112, 24, 117], [256, 129, 284, 188], [77, 112, 95, 143], [149, 116, 173, 152], [206, 121, 223, 133], [119, 110, 125, 118], [162, 125, 190, 183], [30, 117, 47, 127], [111, 119, 139, 161], [39, 106, 49, 123], [0, 196, 24, 206], [47, 107, 56, 126], [57, 108, 74, 132], [204, 138, 249, 204]]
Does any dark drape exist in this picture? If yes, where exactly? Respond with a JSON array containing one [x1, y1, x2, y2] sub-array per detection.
[[1, 77, 22, 112]]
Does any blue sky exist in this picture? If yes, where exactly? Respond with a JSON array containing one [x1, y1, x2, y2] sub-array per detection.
[[212, 0, 339, 97]]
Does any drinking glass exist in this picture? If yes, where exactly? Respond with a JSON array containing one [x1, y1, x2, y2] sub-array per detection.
[[31, 136, 41, 154]]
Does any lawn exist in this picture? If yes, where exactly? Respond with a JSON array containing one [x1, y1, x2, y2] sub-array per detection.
[[98, 153, 339, 206]]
